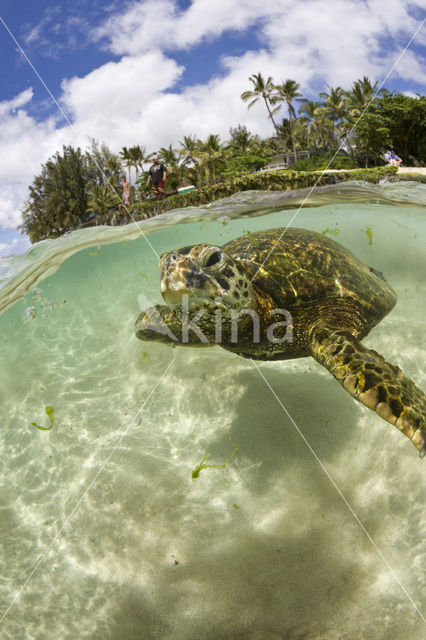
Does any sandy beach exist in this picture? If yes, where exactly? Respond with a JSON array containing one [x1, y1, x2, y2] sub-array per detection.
[[318, 166, 426, 175], [397, 166, 426, 175]]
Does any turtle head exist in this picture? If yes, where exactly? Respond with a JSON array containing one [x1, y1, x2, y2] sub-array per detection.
[[160, 243, 255, 315]]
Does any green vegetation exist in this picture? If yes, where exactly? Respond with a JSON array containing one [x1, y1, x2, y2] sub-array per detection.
[[377, 91, 426, 163], [272, 79, 303, 160], [191, 440, 238, 481], [241, 73, 281, 137], [20, 140, 123, 242], [365, 227, 374, 245], [128, 166, 397, 220], [32, 405, 54, 431], [21, 146, 88, 243], [290, 151, 357, 171], [391, 172, 426, 183], [320, 227, 340, 237], [18, 74, 425, 243]]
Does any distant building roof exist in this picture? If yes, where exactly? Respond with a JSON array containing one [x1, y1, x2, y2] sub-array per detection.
[[263, 150, 311, 168]]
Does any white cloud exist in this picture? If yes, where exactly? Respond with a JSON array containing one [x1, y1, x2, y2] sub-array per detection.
[[93, 0, 286, 55], [0, 90, 73, 229], [391, 49, 426, 85], [60, 52, 184, 148], [0, 88, 34, 116], [61, 47, 286, 150], [94, 0, 178, 54], [61, 0, 426, 154], [0, 184, 28, 230], [0, 235, 31, 258]]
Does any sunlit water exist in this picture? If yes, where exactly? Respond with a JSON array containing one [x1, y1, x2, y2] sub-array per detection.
[[0, 182, 425, 640]]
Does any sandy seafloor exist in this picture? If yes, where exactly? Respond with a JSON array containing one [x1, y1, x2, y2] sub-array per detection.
[[0, 182, 425, 640]]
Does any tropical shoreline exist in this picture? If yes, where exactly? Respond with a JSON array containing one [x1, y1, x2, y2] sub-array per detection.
[[18, 77, 425, 244], [89, 166, 400, 229]]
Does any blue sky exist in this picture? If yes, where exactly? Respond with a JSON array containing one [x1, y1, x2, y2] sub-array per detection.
[[0, 0, 425, 256]]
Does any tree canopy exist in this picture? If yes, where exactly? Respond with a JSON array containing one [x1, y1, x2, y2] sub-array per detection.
[[20, 146, 88, 242], [19, 76, 425, 243]]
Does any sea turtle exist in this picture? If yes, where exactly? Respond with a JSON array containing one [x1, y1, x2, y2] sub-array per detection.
[[135, 227, 426, 456]]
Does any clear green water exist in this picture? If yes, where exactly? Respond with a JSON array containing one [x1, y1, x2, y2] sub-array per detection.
[[0, 182, 425, 639]]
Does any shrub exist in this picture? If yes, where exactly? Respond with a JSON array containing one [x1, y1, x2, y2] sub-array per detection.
[[290, 151, 358, 171]]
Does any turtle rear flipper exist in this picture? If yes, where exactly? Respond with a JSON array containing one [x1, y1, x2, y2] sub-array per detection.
[[310, 328, 426, 456]]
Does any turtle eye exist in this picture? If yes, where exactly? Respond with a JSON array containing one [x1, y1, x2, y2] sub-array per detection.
[[205, 251, 222, 267], [202, 249, 224, 269]]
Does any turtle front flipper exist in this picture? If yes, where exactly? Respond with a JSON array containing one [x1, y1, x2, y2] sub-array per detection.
[[135, 305, 214, 347], [309, 327, 426, 456]]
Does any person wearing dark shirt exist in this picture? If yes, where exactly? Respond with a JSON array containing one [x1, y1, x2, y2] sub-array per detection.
[[146, 156, 167, 198]]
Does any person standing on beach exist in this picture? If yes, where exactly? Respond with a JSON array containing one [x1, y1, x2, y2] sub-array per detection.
[[388, 151, 402, 167], [146, 156, 167, 199], [122, 175, 131, 206]]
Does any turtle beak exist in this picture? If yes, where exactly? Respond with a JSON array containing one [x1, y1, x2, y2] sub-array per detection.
[[160, 254, 189, 308], [162, 287, 191, 309], [160, 267, 191, 308]]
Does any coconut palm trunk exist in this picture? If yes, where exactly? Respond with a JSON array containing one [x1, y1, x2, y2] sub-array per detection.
[[241, 73, 281, 138], [272, 80, 303, 162], [288, 103, 297, 161], [263, 95, 280, 137]]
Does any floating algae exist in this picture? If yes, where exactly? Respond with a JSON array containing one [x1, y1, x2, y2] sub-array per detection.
[[191, 439, 238, 482], [366, 226, 374, 245], [32, 405, 54, 431], [245, 230, 261, 246], [320, 226, 340, 237]]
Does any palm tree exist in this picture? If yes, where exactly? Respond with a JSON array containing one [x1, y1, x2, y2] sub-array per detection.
[[345, 77, 381, 165], [86, 184, 119, 218], [241, 73, 280, 136], [272, 79, 303, 159], [179, 135, 199, 166], [276, 118, 292, 152], [198, 134, 223, 184], [319, 85, 348, 148], [159, 145, 185, 187], [298, 99, 319, 143], [348, 76, 378, 111], [127, 145, 146, 178], [119, 147, 133, 183], [298, 99, 333, 150], [104, 155, 123, 188], [228, 124, 252, 152]]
